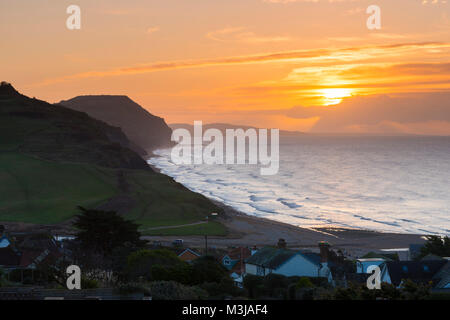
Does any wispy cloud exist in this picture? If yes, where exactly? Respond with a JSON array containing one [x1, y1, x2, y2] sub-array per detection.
[[206, 27, 246, 41], [263, 0, 361, 3], [33, 42, 450, 87], [147, 26, 160, 34], [206, 27, 291, 43]]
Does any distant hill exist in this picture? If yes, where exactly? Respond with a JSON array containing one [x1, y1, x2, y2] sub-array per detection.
[[0, 82, 223, 234], [170, 122, 305, 137], [59, 96, 173, 155], [0, 82, 148, 170]]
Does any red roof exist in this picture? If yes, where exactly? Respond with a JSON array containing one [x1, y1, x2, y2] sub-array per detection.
[[224, 247, 252, 261], [19, 250, 44, 268]]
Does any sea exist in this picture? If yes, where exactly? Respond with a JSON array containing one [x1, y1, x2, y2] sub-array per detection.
[[148, 135, 450, 235]]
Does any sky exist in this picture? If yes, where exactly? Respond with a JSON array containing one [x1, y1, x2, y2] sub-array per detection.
[[1, 0, 450, 133]]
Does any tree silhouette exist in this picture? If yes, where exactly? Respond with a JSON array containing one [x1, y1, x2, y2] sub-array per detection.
[[74, 206, 146, 256]]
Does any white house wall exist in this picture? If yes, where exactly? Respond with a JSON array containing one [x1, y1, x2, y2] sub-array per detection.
[[245, 263, 258, 275]]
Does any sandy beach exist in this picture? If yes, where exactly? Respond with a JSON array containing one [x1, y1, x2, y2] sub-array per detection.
[[143, 200, 427, 258]]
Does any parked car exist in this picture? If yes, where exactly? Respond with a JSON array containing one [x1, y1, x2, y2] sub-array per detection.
[[172, 239, 184, 246]]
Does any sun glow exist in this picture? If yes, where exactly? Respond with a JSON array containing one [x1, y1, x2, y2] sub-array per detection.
[[319, 88, 353, 105]]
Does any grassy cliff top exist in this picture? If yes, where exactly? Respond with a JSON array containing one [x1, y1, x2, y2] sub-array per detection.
[[0, 83, 225, 235]]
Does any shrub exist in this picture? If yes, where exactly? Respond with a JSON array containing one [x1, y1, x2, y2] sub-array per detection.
[[149, 281, 207, 300]]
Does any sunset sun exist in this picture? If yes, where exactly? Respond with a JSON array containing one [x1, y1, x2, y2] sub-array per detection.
[[319, 88, 353, 105]]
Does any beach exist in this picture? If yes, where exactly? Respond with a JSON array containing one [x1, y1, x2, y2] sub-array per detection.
[[143, 200, 426, 258]]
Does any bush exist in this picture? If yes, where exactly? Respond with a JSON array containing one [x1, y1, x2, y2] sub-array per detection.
[[201, 278, 245, 299], [0, 268, 5, 287], [81, 277, 99, 289], [151, 264, 193, 285], [243, 274, 264, 299], [116, 283, 151, 296], [126, 249, 185, 281], [149, 281, 207, 300], [296, 277, 314, 289]]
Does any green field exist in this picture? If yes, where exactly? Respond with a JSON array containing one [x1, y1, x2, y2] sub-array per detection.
[[0, 152, 225, 235], [0, 153, 118, 223]]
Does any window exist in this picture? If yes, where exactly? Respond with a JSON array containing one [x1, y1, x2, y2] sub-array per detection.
[[257, 266, 265, 276]]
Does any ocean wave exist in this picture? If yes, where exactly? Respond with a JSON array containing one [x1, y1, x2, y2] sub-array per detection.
[[148, 136, 450, 236]]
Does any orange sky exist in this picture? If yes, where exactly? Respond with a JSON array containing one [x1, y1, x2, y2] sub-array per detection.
[[1, 0, 450, 133]]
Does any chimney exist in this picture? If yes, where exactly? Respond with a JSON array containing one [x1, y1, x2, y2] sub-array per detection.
[[318, 241, 330, 265], [277, 238, 287, 249]]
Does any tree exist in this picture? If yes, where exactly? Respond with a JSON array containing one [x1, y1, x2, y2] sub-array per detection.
[[400, 279, 432, 300], [126, 249, 185, 281], [418, 236, 450, 259], [74, 207, 146, 255], [325, 281, 431, 300], [0, 268, 6, 287], [243, 275, 264, 299], [263, 274, 289, 298], [190, 256, 228, 285], [151, 264, 193, 284], [296, 277, 314, 289]]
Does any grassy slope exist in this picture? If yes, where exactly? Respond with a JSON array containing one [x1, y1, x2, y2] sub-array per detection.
[[0, 153, 224, 235], [0, 153, 118, 224], [0, 87, 226, 235]]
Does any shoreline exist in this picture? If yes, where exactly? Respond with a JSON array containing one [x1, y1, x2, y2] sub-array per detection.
[[1, 158, 429, 259], [0, 196, 427, 259], [145, 157, 428, 257], [143, 198, 427, 258]]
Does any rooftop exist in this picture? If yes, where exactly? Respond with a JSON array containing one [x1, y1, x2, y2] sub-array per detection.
[[384, 260, 447, 286], [245, 247, 297, 270]]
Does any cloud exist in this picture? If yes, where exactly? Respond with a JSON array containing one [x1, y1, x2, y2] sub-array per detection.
[[286, 93, 450, 134], [206, 27, 246, 41], [422, 0, 448, 5], [230, 60, 450, 108], [147, 26, 160, 34], [33, 42, 450, 86], [206, 27, 291, 43], [263, 0, 361, 3]]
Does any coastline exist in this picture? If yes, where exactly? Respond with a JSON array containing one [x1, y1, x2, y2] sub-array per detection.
[[1, 156, 427, 259], [143, 198, 427, 258], [145, 156, 428, 257], [0, 190, 427, 258]]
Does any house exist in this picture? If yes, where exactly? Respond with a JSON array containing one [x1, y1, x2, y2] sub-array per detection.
[[379, 260, 447, 287], [346, 273, 371, 286], [0, 247, 21, 269], [0, 233, 64, 284], [177, 248, 201, 263], [221, 247, 252, 288], [18, 249, 53, 269], [0, 236, 10, 248], [433, 261, 450, 290], [356, 258, 386, 274], [221, 247, 252, 272], [244, 242, 333, 283], [420, 254, 446, 261]]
